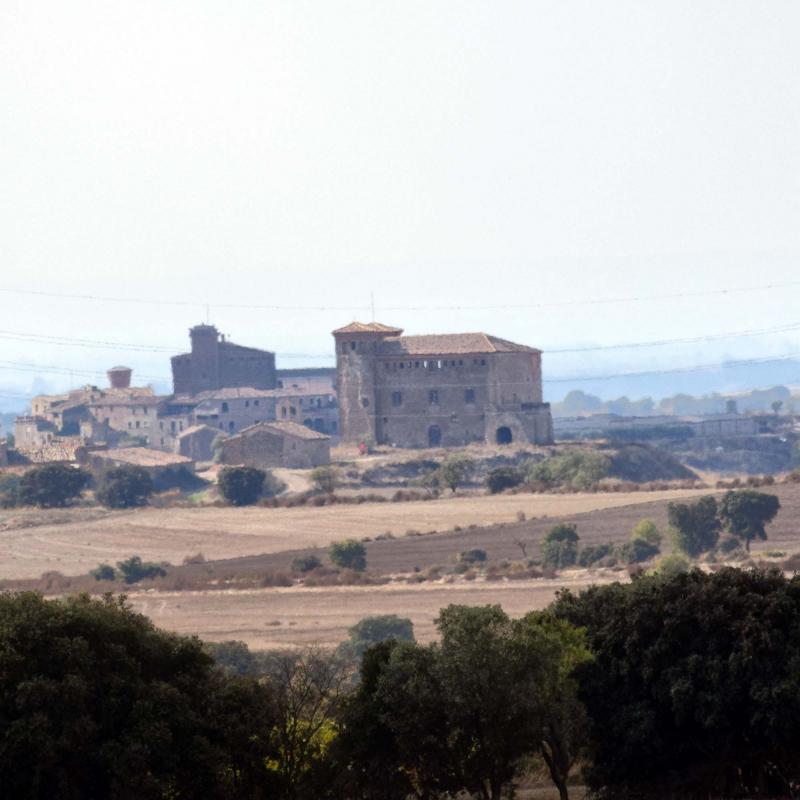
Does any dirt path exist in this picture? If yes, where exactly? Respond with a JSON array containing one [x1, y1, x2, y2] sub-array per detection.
[[0, 489, 708, 579]]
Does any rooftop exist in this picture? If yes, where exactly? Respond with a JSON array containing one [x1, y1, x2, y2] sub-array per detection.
[[332, 321, 404, 336], [229, 420, 330, 442], [378, 332, 540, 356], [92, 447, 193, 467]]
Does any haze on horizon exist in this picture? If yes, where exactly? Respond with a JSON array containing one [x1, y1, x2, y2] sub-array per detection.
[[2, 1, 799, 406]]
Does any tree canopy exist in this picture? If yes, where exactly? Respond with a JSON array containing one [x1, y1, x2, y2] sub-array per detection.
[[718, 489, 780, 551]]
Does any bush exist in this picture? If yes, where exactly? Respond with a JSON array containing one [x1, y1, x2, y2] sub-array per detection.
[[438, 453, 475, 492], [291, 555, 322, 573], [337, 614, 415, 662], [329, 539, 367, 571], [486, 466, 524, 494], [19, 464, 90, 508], [116, 555, 168, 584], [90, 563, 116, 581], [631, 518, 662, 547], [0, 473, 20, 508], [310, 465, 340, 494], [618, 537, 660, 564], [654, 553, 691, 577], [578, 543, 614, 567], [457, 548, 487, 565], [527, 451, 610, 490], [218, 466, 266, 506], [541, 524, 579, 569], [96, 465, 154, 509]]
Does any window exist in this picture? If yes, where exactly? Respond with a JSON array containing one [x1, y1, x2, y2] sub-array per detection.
[[350, 341, 357, 351], [245, 400, 250, 408], [290, 406, 297, 416], [128, 422, 132, 430], [135, 421, 140, 429], [392, 391, 402, 407], [170, 421, 176, 433], [228, 421, 235, 432], [254, 399, 259, 407], [221, 402, 229, 413], [361, 397, 370, 408], [282, 407, 287, 418], [465, 388, 476, 404], [429, 390, 439, 405]]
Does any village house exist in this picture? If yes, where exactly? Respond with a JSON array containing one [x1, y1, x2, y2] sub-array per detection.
[[219, 421, 331, 469], [84, 447, 195, 489], [174, 424, 219, 462], [333, 321, 553, 448]]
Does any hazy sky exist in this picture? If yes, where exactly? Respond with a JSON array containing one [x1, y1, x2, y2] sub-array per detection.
[[2, 1, 799, 403]]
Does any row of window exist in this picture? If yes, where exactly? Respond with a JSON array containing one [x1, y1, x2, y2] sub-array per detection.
[[384, 358, 487, 370], [391, 388, 476, 407]]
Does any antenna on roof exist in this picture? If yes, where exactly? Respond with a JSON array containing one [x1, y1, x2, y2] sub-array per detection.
[[370, 291, 375, 322]]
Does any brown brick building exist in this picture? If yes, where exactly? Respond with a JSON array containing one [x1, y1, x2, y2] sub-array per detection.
[[333, 322, 553, 448], [171, 324, 277, 394]]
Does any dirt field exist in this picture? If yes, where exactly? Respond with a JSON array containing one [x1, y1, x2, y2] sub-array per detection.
[[0, 488, 708, 580], [128, 573, 614, 650]]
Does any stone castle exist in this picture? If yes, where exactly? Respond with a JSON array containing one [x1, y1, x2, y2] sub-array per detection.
[[333, 321, 553, 447]]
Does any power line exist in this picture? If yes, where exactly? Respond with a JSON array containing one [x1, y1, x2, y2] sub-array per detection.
[[2, 277, 800, 312]]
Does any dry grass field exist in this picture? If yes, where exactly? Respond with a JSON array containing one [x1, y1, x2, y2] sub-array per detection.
[[128, 573, 614, 650], [0, 488, 708, 580]]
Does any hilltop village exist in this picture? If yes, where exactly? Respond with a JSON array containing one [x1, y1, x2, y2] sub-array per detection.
[[5, 322, 554, 477]]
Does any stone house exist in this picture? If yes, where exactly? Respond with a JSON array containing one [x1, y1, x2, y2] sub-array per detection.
[[175, 424, 220, 462], [333, 321, 553, 448], [219, 421, 330, 469], [85, 447, 195, 488]]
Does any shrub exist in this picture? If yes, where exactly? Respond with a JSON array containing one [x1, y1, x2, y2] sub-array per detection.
[[541, 524, 579, 569], [96, 465, 153, 509], [90, 563, 116, 581], [438, 453, 475, 492], [486, 466, 524, 494], [578, 542, 614, 567], [0, 473, 20, 508], [631, 518, 662, 547], [329, 539, 367, 571], [618, 537, 660, 565], [218, 466, 266, 506], [310, 465, 340, 494], [527, 451, 610, 490], [291, 555, 322, 573], [458, 548, 487, 565], [116, 555, 168, 584], [337, 614, 415, 662], [653, 552, 690, 577], [19, 464, 90, 508]]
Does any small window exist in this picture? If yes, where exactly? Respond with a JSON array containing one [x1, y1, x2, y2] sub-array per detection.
[[429, 390, 439, 405], [481, 359, 486, 366], [361, 397, 370, 408], [221, 402, 229, 413], [228, 421, 235, 432], [245, 400, 250, 408], [135, 421, 140, 429], [254, 399, 259, 407], [350, 341, 357, 351], [290, 406, 297, 416], [465, 388, 476, 404], [282, 407, 287, 418], [128, 422, 132, 429], [392, 391, 402, 407], [415, 361, 420, 368]]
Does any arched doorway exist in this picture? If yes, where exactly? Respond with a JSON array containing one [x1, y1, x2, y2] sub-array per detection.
[[496, 426, 513, 445], [428, 425, 442, 447]]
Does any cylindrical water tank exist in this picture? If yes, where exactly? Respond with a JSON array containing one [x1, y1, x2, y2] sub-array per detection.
[[107, 366, 132, 389]]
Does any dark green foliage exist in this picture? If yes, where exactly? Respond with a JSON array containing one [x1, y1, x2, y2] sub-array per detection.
[[667, 495, 720, 557], [96, 464, 153, 508], [719, 534, 742, 554], [718, 489, 781, 551], [528, 451, 610, 490], [0, 473, 20, 508], [438, 453, 475, 492], [116, 555, 167, 584], [541, 523, 579, 569], [310, 465, 340, 494], [329, 539, 367, 571], [291, 554, 322, 573], [486, 466, 524, 494], [18, 464, 90, 508], [218, 466, 266, 506], [206, 640, 267, 677], [553, 568, 800, 799], [90, 563, 116, 581], [337, 614, 415, 663], [0, 592, 279, 800], [617, 536, 660, 564], [577, 542, 614, 567], [457, 548, 487, 564]]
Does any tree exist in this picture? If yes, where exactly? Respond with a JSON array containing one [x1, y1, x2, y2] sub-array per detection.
[[116, 555, 167, 584], [291, 554, 322, 573], [0, 592, 278, 799], [718, 490, 780, 552], [329, 539, 367, 571], [0, 473, 20, 508], [218, 465, 266, 506], [18, 464, 90, 508], [337, 615, 414, 663], [667, 495, 720, 557], [438, 453, 475, 492], [771, 399, 783, 415], [310, 465, 340, 494], [618, 520, 662, 564], [552, 568, 800, 799], [486, 466, 524, 494], [90, 563, 116, 581], [631, 518, 662, 547], [541, 524, 579, 569], [96, 465, 153, 508]]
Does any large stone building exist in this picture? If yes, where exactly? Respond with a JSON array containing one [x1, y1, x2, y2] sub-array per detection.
[[219, 421, 331, 469], [171, 324, 278, 394], [333, 321, 553, 448]]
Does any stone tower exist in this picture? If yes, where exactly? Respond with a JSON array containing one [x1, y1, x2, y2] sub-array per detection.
[[332, 322, 403, 444]]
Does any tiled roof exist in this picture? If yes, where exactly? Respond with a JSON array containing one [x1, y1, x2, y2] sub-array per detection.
[[228, 421, 330, 442], [332, 321, 404, 336], [93, 447, 193, 467], [176, 424, 218, 439], [378, 332, 540, 356]]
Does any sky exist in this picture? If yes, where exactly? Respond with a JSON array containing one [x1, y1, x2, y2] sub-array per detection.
[[1, 1, 799, 407]]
